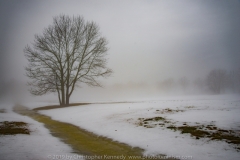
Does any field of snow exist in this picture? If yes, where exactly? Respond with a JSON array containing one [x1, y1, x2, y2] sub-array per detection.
[[0, 102, 77, 160], [37, 94, 240, 160]]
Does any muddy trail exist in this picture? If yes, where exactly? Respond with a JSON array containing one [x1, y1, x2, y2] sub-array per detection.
[[14, 105, 173, 160]]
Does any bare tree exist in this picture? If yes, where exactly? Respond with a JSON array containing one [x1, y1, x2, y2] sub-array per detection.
[[25, 15, 112, 106], [228, 69, 240, 93], [207, 69, 227, 94]]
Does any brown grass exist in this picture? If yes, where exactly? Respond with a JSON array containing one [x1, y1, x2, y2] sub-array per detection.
[[33, 103, 90, 111], [138, 116, 240, 151], [0, 121, 30, 135]]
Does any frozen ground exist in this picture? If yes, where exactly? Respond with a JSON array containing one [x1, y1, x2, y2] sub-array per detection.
[[36, 94, 240, 160], [0, 102, 77, 160]]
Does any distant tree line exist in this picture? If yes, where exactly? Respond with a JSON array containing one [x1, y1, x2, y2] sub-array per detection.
[[158, 68, 240, 94]]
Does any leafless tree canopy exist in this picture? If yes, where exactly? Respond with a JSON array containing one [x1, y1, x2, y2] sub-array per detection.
[[206, 69, 240, 94], [24, 15, 112, 106]]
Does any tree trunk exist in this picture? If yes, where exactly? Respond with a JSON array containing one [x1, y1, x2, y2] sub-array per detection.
[[57, 91, 62, 106], [66, 95, 69, 106], [61, 83, 65, 106]]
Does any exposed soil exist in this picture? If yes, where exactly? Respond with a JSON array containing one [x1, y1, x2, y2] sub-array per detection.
[[0, 109, 6, 113]]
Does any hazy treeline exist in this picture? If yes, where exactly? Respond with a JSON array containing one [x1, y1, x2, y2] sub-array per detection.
[[158, 69, 240, 94], [1, 68, 239, 103]]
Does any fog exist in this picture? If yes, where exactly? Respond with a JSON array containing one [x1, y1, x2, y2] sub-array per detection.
[[0, 0, 240, 103]]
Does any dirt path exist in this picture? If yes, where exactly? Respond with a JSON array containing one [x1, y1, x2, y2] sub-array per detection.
[[14, 105, 172, 160]]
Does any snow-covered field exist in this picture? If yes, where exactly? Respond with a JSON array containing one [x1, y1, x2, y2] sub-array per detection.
[[37, 94, 240, 160], [1, 95, 240, 160], [0, 103, 76, 160]]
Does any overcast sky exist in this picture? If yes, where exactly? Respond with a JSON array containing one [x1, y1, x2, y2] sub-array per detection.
[[1, 0, 240, 86]]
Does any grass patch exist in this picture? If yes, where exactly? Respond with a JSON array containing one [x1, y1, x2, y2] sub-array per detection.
[[166, 123, 240, 150], [178, 126, 210, 138], [139, 114, 240, 151], [140, 117, 166, 128], [139, 117, 170, 130], [180, 125, 240, 146], [211, 132, 240, 144], [165, 108, 173, 112], [143, 117, 165, 122], [167, 125, 177, 131], [185, 106, 195, 109], [0, 121, 30, 135], [0, 109, 6, 113], [158, 108, 184, 114], [33, 103, 90, 111], [206, 125, 218, 130]]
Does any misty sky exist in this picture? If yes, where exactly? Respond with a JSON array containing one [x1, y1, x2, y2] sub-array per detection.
[[1, 0, 240, 86]]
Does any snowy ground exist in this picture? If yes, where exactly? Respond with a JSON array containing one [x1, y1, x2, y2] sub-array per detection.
[[35, 94, 240, 160], [1, 95, 240, 160], [0, 102, 77, 160]]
